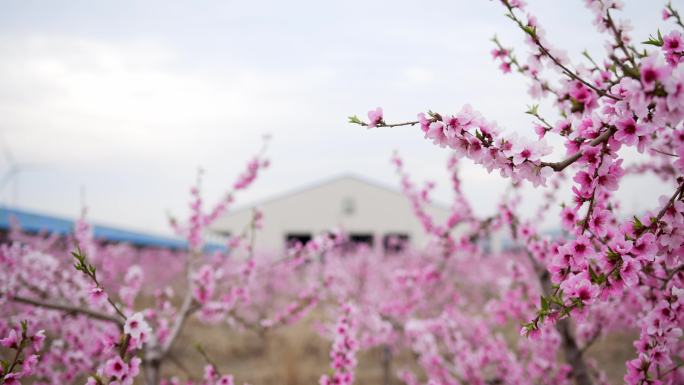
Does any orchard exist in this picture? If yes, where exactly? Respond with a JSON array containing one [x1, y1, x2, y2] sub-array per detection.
[[2, 1, 684, 385]]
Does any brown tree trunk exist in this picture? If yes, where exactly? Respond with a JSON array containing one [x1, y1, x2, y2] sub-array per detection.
[[538, 270, 593, 385], [556, 318, 593, 385], [143, 357, 161, 385], [382, 344, 392, 385]]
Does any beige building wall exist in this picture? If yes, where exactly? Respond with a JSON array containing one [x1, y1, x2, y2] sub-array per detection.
[[209, 175, 452, 252]]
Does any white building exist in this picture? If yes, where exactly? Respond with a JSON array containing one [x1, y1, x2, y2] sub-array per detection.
[[209, 175, 452, 252]]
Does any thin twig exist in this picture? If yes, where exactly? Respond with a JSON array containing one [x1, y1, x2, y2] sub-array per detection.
[[501, 2, 620, 101], [651, 148, 678, 157]]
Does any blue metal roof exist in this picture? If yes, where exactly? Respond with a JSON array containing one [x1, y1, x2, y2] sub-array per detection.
[[0, 206, 225, 252]]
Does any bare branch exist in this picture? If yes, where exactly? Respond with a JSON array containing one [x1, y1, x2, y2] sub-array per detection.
[[11, 294, 123, 327], [159, 288, 196, 359]]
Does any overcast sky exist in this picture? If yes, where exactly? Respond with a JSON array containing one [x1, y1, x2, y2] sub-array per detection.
[[0, 0, 680, 236]]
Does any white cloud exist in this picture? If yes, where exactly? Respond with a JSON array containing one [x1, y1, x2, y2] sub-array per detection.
[[0, 36, 339, 170]]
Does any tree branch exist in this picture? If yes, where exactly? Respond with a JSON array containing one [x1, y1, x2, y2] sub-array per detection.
[[11, 294, 123, 327], [501, 2, 620, 101], [540, 127, 616, 172], [654, 181, 684, 224], [159, 288, 196, 359]]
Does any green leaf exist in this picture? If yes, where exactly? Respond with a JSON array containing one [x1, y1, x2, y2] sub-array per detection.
[[588, 265, 598, 281], [550, 294, 564, 306], [520, 322, 535, 337], [632, 216, 644, 231], [570, 98, 585, 113], [642, 30, 664, 47], [540, 296, 550, 312], [642, 40, 663, 47], [525, 104, 539, 116], [588, 264, 606, 284], [475, 129, 484, 142], [560, 306, 572, 318], [606, 249, 621, 263], [347, 115, 362, 125]]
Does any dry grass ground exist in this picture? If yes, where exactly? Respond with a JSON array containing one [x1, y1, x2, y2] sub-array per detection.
[[161, 313, 636, 385], [165, 315, 404, 385]]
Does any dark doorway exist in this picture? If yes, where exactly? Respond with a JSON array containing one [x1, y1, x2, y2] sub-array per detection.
[[285, 233, 312, 248], [349, 233, 374, 247], [383, 233, 409, 253]]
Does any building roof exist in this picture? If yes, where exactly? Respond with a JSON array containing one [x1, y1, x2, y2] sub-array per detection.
[[222, 173, 451, 217], [0, 206, 223, 251]]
